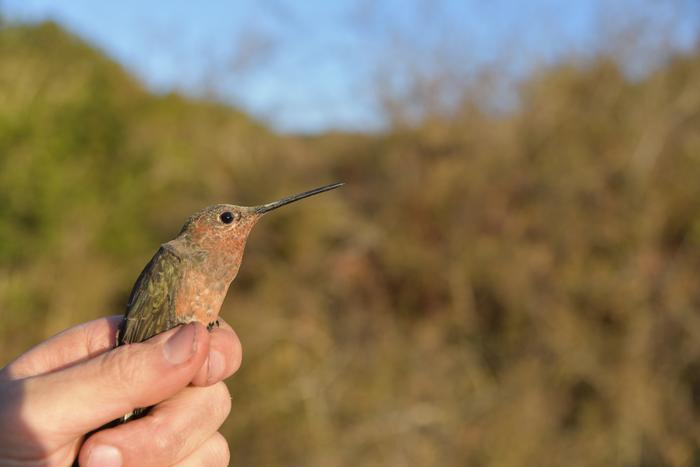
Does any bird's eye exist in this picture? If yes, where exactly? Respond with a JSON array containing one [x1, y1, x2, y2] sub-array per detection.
[[220, 212, 235, 224]]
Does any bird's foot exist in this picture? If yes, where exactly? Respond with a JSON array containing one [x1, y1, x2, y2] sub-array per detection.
[[207, 320, 220, 332]]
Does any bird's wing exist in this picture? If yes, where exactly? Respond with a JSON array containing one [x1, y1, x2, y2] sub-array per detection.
[[117, 245, 185, 345]]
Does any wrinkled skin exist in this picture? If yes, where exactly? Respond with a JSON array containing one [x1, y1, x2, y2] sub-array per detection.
[[0, 316, 242, 466]]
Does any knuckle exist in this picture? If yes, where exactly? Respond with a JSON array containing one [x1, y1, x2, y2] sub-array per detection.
[[208, 382, 232, 420], [101, 347, 137, 387], [204, 432, 230, 467], [84, 316, 119, 356], [151, 417, 186, 455], [99, 344, 147, 404]]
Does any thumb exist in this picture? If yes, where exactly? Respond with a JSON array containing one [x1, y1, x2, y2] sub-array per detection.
[[15, 323, 210, 439]]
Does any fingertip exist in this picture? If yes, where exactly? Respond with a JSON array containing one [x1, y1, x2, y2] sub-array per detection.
[[211, 325, 243, 373], [78, 418, 129, 467], [80, 443, 123, 467], [191, 326, 242, 387], [228, 331, 243, 375]]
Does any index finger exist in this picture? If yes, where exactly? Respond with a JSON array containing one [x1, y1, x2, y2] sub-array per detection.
[[1, 316, 121, 380], [190, 318, 243, 387]]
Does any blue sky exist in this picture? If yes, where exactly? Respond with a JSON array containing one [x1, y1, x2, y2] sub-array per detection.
[[3, 0, 699, 133]]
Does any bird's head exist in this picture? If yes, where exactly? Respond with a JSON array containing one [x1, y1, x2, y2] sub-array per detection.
[[175, 183, 343, 270]]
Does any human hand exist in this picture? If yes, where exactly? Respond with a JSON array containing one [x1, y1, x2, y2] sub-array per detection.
[[0, 316, 242, 466]]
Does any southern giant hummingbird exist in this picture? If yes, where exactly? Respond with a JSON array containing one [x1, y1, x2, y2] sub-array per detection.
[[115, 182, 343, 420]]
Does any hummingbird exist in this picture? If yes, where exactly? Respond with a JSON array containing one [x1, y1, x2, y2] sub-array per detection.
[[117, 182, 342, 345], [114, 182, 343, 419]]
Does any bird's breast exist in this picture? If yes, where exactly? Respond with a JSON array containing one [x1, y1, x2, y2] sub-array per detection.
[[175, 267, 230, 325]]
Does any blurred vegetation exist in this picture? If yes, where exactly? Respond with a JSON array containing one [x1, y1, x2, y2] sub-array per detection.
[[2, 20, 700, 467]]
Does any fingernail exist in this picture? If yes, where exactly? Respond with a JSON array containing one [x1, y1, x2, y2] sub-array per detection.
[[163, 324, 197, 364], [87, 445, 122, 467], [207, 350, 226, 384]]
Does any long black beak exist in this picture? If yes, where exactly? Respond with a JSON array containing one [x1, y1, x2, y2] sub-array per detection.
[[254, 182, 344, 214]]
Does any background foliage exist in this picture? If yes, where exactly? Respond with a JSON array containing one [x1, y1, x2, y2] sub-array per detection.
[[2, 20, 700, 466]]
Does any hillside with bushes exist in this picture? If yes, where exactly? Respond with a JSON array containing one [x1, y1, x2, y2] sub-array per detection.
[[2, 21, 700, 466]]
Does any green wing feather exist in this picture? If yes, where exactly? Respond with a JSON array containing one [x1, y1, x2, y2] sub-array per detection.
[[117, 245, 184, 345]]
